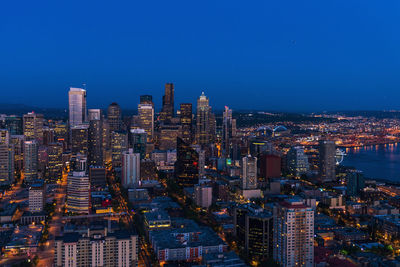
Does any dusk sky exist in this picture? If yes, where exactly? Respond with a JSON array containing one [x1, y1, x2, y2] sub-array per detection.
[[1, 0, 400, 111]]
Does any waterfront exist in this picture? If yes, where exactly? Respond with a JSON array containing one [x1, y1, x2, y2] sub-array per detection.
[[343, 143, 400, 182]]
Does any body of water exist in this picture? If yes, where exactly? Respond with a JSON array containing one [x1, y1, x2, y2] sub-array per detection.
[[342, 143, 400, 182]]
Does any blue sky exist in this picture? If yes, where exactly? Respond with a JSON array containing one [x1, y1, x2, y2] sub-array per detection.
[[1, 0, 400, 111]]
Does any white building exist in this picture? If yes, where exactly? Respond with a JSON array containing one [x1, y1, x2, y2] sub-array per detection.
[[29, 180, 45, 213], [194, 185, 212, 208], [68, 87, 87, 127], [122, 149, 140, 188], [241, 155, 257, 190], [66, 171, 90, 214], [273, 199, 314, 267]]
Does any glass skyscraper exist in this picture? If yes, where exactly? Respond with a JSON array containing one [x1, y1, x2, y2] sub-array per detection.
[[68, 87, 87, 127]]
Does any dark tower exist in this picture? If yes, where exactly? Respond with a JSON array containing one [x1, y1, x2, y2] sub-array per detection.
[[175, 137, 199, 187], [160, 83, 174, 122], [180, 103, 193, 144], [107, 102, 122, 132]]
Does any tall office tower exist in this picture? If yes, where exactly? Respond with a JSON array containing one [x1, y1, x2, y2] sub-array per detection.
[[180, 103, 193, 144], [209, 112, 217, 143], [42, 127, 55, 146], [68, 87, 87, 127], [196, 92, 211, 147], [129, 129, 147, 159], [160, 83, 174, 122], [121, 149, 140, 188], [29, 180, 45, 213], [38, 146, 48, 173], [274, 199, 314, 267], [222, 106, 236, 157], [54, 227, 138, 267], [66, 171, 90, 214], [89, 166, 106, 188], [111, 131, 128, 168], [23, 112, 44, 143], [102, 119, 110, 153], [286, 146, 309, 176], [71, 154, 88, 172], [0, 129, 14, 185], [71, 125, 89, 155], [88, 119, 103, 166], [53, 120, 68, 146], [319, 140, 336, 182], [11, 135, 25, 172], [242, 155, 258, 190], [138, 103, 154, 142], [159, 124, 181, 150], [234, 204, 273, 262], [140, 95, 153, 105], [107, 102, 122, 132], [5, 115, 23, 135], [47, 143, 63, 183], [194, 184, 213, 208], [259, 154, 281, 182], [24, 140, 38, 182], [346, 170, 365, 197], [175, 137, 199, 187], [88, 109, 102, 121]]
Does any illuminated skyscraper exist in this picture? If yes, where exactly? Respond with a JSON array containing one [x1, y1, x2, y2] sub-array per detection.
[[274, 199, 314, 267], [180, 103, 193, 144], [71, 125, 89, 155], [159, 124, 181, 151], [88, 119, 103, 166], [129, 129, 147, 160], [138, 103, 154, 142], [66, 171, 90, 214], [287, 146, 309, 176], [242, 155, 258, 190], [24, 140, 38, 182], [68, 87, 87, 127], [319, 140, 336, 182], [222, 106, 236, 157], [5, 115, 23, 135], [47, 143, 63, 183], [107, 102, 122, 132], [160, 83, 174, 122], [121, 149, 140, 188], [23, 112, 44, 143], [175, 137, 199, 187], [111, 131, 128, 168], [196, 92, 211, 147], [0, 129, 14, 185]]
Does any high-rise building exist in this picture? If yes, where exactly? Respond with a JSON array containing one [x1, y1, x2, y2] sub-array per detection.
[[89, 166, 107, 188], [259, 154, 281, 182], [138, 103, 154, 142], [319, 140, 336, 182], [346, 170, 365, 197], [180, 103, 193, 144], [242, 155, 257, 190], [88, 109, 102, 121], [222, 106, 236, 157], [66, 171, 90, 214], [196, 92, 211, 147], [5, 115, 23, 135], [121, 149, 140, 188], [88, 119, 103, 166], [0, 129, 14, 185], [68, 87, 87, 127], [54, 227, 138, 267], [159, 124, 181, 151], [175, 137, 199, 187], [274, 199, 314, 267], [24, 140, 38, 182], [111, 131, 128, 168], [194, 184, 212, 208], [71, 125, 89, 155], [160, 83, 174, 122], [129, 129, 147, 160], [29, 180, 45, 213], [108, 102, 122, 132], [11, 135, 24, 172], [234, 204, 273, 262], [47, 143, 63, 183], [23, 112, 44, 143], [42, 127, 55, 146], [287, 146, 309, 176]]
